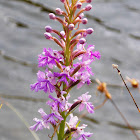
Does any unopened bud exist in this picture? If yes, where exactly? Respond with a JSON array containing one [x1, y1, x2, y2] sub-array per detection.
[[44, 32, 52, 40], [85, 4, 92, 11], [83, 32, 87, 37], [86, 28, 94, 34], [60, 31, 65, 37], [65, 127, 77, 135], [86, 0, 92, 3], [65, 128, 77, 138], [55, 60, 63, 71], [68, 24, 74, 30], [60, 0, 65, 3], [69, 100, 82, 112], [56, 8, 63, 15], [49, 13, 56, 20], [69, 80, 80, 89], [82, 18, 88, 24], [71, 65, 81, 76], [76, 2, 82, 9], [79, 13, 84, 19], [79, 38, 86, 44], [45, 26, 52, 33]]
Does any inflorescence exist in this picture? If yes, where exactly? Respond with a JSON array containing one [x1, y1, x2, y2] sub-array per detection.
[[30, 0, 100, 139]]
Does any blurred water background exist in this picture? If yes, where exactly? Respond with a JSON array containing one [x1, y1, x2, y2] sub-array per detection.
[[0, 0, 140, 140]]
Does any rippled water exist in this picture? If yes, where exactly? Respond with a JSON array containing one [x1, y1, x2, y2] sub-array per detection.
[[0, 0, 140, 140]]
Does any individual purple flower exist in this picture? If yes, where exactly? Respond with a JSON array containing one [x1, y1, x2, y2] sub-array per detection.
[[40, 109, 63, 125], [30, 70, 55, 93], [74, 52, 94, 76], [76, 132, 93, 140], [66, 114, 79, 128], [71, 68, 91, 88], [30, 118, 50, 131], [75, 92, 94, 113], [30, 108, 50, 131], [74, 43, 97, 64], [30, 108, 64, 131], [38, 48, 62, 68], [54, 66, 75, 86], [47, 94, 66, 111], [30, 82, 40, 92], [44, 112, 63, 125], [46, 69, 56, 85], [66, 114, 91, 139], [54, 72, 69, 86], [73, 124, 88, 138], [86, 45, 101, 60], [76, 71, 91, 89], [92, 51, 101, 60]]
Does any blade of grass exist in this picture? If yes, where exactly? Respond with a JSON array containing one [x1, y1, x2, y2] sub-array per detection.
[[0, 97, 40, 140]]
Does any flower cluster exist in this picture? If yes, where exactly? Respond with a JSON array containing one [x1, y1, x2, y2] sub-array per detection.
[[30, 0, 100, 139]]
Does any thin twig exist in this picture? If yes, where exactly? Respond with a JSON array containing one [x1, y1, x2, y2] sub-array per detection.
[[110, 99, 140, 140], [112, 64, 140, 113]]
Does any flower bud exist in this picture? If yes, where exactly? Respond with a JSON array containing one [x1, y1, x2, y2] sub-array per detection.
[[86, 0, 92, 3], [78, 13, 84, 19], [60, 31, 65, 37], [65, 127, 77, 135], [85, 4, 92, 11], [76, 2, 82, 9], [71, 65, 81, 76], [45, 26, 52, 33], [68, 24, 74, 30], [68, 100, 82, 112], [56, 8, 63, 15], [86, 28, 94, 34], [82, 18, 88, 24], [83, 32, 87, 37], [60, 0, 65, 3], [79, 38, 86, 44], [44, 32, 52, 40], [49, 13, 56, 20]]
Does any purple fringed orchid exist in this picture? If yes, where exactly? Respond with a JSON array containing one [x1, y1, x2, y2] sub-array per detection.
[[30, 0, 100, 139]]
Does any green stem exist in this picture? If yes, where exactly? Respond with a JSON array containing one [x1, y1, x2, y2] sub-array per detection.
[[65, 30, 71, 66], [68, 136, 72, 140], [58, 112, 67, 140]]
